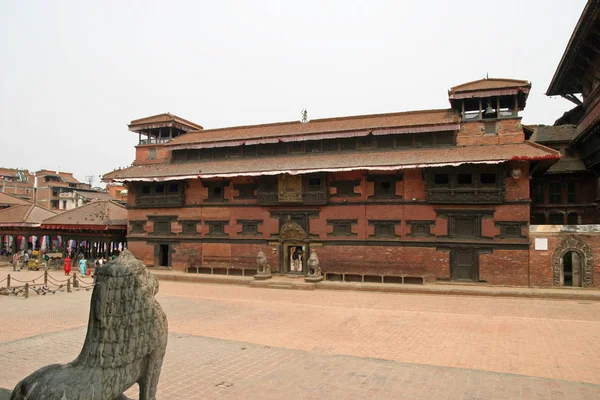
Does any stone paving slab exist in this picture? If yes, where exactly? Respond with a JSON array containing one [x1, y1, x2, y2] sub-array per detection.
[[1, 328, 599, 400]]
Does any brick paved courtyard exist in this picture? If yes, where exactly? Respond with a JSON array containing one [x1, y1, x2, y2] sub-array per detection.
[[1, 267, 600, 399]]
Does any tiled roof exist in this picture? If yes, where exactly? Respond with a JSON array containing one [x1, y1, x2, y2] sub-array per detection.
[[450, 78, 531, 93], [546, 159, 587, 174], [0, 204, 56, 226], [547, 0, 600, 95], [35, 170, 81, 184], [0, 168, 18, 178], [167, 109, 459, 147], [0, 192, 31, 207], [530, 125, 578, 143], [104, 142, 560, 181], [41, 200, 127, 228], [74, 190, 115, 201], [129, 113, 203, 131]]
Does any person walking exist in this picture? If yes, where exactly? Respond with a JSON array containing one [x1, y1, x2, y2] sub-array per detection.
[[21, 251, 29, 271], [78, 257, 87, 277], [63, 256, 72, 276]]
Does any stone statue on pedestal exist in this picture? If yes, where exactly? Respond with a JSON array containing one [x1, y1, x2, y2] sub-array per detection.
[[305, 251, 323, 282], [254, 250, 272, 280], [10, 250, 168, 400]]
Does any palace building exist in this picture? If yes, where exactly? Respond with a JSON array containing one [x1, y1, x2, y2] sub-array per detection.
[[104, 79, 566, 286]]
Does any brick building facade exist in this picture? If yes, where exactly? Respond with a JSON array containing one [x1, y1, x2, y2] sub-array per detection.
[[105, 81, 563, 286]]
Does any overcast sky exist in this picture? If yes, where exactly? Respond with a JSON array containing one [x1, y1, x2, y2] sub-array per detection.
[[0, 0, 586, 185]]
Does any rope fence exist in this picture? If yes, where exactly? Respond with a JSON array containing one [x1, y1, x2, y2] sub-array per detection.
[[0, 270, 95, 297]]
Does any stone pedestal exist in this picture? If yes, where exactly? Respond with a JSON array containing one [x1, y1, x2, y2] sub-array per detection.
[[253, 272, 272, 280]]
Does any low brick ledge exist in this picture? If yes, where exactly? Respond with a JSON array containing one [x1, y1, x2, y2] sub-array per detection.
[[151, 271, 600, 301]]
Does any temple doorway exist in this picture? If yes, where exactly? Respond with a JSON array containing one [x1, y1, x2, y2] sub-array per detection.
[[563, 250, 582, 287], [157, 244, 170, 267], [283, 243, 306, 274], [450, 248, 479, 282]]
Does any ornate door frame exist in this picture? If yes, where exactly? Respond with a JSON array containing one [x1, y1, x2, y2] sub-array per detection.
[[552, 236, 594, 287]]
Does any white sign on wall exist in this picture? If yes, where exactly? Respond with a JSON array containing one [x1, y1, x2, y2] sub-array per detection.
[[534, 238, 548, 251]]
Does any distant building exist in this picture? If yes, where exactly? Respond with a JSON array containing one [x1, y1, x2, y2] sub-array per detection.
[[0, 168, 34, 201]]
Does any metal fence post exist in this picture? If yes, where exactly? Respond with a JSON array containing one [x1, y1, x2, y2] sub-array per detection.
[[73, 274, 78, 288], [67, 278, 71, 293], [25, 283, 29, 298], [44, 270, 48, 286], [7, 274, 10, 288]]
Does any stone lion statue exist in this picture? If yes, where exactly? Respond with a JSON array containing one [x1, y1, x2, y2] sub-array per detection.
[[256, 250, 270, 275], [307, 251, 321, 276], [11, 250, 168, 400]]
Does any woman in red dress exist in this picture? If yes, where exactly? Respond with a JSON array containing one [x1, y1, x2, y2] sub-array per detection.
[[63, 256, 71, 276]]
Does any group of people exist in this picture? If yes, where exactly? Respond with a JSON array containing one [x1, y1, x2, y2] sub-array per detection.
[[11, 249, 31, 271], [62, 254, 117, 277]]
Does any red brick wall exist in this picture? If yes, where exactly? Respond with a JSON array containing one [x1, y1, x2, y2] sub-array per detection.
[[529, 229, 600, 288], [457, 118, 524, 146], [133, 145, 170, 165], [125, 168, 533, 283]]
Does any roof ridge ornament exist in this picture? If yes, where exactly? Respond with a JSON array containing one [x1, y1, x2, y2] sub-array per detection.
[[301, 109, 308, 123]]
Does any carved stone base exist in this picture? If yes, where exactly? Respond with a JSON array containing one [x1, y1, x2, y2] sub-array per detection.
[[304, 276, 323, 283], [254, 273, 272, 280]]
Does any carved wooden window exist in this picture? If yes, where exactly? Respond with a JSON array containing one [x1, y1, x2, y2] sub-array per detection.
[[449, 216, 480, 238], [434, 174, 450, 187], [149, 216, 176, 235], [369, 220, 401, 238], [172, 150, 186, 163], [435, 132, 455, 146], [323, 140, 339, 152], [395, 134, 413, 148], [199, 148, 214, 160], [237, 220, 262, 236], [148, 148, 158, 160], [495, 222, 527, 239], [226, 147, 242, 158], [480, 173, 496, 185], [306, 141, 322, 153], [205, 181, 228, 202], [415, 133, 433, 148], [243, 146, 257, 157], [130, 220, 146, 234], [327, 220, 357, 236], [234, 184, 257, 199], [136, 182, 184, 208], [369, 175, 401, 199], [426, 167, 504, 204], [549, 213, 564, 224], [549, 182, 562, 204], [377, 136, 395, 148], [307, 177, 322, 192], [332, 180, 360, 197], [206, 220, 228, 237], [214, 147, 226, 159], [340, 138, 356, 151], [290, 142, 305, 154], [273, 143, 287, 155], [567, 182, 576, 203], [358, 135, 375, 149], [457, 174, 472, 186], [436, 210, 493, 239], [407, 220, 435, 237], [181, 221, 199, 235]]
